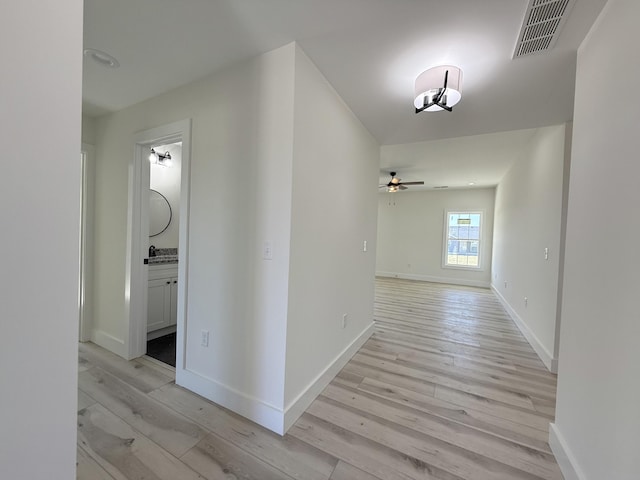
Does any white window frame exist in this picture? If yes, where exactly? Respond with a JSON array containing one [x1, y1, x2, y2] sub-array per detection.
[[442, 210, 484, 270]]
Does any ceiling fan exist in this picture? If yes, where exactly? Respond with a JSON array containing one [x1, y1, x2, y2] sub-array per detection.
[[380, 172, 425, 192]]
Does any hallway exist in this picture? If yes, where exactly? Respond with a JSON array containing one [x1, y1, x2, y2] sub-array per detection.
[[77, 278, 561, 479]]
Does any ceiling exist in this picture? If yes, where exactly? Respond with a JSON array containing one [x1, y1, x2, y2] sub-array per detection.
[[379, 127, 539, 190], [83, 0, 607, 185]]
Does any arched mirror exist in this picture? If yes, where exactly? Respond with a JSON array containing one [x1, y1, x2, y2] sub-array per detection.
[[149, 189, 172, 237]]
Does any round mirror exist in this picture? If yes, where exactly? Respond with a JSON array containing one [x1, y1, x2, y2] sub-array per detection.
[[149, 189, 172, 237]]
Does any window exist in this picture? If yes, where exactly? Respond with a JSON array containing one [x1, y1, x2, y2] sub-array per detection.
[[444, 211, 482, 269]]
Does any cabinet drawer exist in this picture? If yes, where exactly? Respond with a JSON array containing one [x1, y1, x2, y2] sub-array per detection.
[[148, 264, 178, 281]]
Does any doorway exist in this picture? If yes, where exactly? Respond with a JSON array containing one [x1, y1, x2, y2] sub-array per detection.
[[145, 141, 182, 367], [125, 119, 191, 371]]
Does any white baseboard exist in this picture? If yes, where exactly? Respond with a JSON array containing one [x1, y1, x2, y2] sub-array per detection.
[[549, 423, 585, 480], [491, 285, 558, 373], [175, 321, 375, 436], [283, 321, 375, 433], [176, 367, 285, 435], [147, 325, 177, 341], [376, 271, 490, 289], [91, 330, 126, 358]]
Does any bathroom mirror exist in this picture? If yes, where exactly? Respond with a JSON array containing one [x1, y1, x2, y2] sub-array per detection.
[[149, 189, 172, 237]]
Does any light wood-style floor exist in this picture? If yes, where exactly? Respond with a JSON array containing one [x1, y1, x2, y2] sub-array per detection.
[[77, 278, 562, 480]]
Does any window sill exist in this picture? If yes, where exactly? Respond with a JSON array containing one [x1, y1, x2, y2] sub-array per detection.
[[442, 265, 483, 272]]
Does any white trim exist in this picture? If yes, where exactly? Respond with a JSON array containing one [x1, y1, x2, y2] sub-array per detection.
[[125, 119, 192, 360], [376, 271, 490, 289], [174, 123, 192, 376], [283, 322, 375, 433], [124, 142, 148, 359], [491, 284, 558, 373], [140, 355, 176, 374], [549, 423, 586, 480], [79, 144, 95, 343], [178, 368, 286, 435], [147, 324, 176, 341], [177, 321, 375, 435], [91, 330, 126, 358]]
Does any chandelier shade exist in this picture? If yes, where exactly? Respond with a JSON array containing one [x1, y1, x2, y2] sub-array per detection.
[[414, 65, 463, 112]]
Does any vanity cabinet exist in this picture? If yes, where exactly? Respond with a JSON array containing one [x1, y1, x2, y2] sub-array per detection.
[[147, 264, 178, 333]]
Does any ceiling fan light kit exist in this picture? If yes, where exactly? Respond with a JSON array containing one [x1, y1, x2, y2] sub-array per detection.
[[414, 65, 462, 113], [381, 172, 425, 193]]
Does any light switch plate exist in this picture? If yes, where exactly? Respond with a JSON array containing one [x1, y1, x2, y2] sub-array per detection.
[[263, 241, 273, 260]]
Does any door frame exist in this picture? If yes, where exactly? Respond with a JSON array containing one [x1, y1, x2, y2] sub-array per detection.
[[125, 119, 192, 361], [79, 143, 95, 343]]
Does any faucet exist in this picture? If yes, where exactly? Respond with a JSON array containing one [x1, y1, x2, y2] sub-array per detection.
[[149, 245, 156, 257]]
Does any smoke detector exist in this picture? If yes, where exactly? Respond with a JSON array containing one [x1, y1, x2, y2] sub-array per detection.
[[84, 48, 120, 68]]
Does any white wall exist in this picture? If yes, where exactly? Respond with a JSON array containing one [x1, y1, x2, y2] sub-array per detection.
[[0, 1, 82, 478], [492, 124, 568, 371], [551, 1, 640, 478], [284, 46, 379, 422], [83, 114, 97, 145], [90, 42, 378, 434], [149, 142, 181, 248], [376, 188, 495, 288], [92, 43, 296, 429]]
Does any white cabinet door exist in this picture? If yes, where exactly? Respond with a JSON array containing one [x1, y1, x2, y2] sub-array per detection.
[[147, 278, 171, 332]]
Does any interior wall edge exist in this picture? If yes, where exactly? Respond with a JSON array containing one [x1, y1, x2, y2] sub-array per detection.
[[549, 423, 587, 480], [176, 368, 286, 435], [491, 284, 557, 372], [283, 322, 375, 433], [90, 330, 127, 359]]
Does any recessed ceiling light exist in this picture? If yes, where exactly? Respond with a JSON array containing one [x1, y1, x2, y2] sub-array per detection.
[[84, 48, 120, 68], [468, 182, 476, 186]]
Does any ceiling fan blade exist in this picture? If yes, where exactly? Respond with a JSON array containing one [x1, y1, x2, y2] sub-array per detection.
[[399, 185, 408, 190], [399, 181, 425, 186]]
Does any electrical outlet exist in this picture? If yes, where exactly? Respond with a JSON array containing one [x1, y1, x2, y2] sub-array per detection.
[[342, 314, 348, 329], [524, 297, 528, 307], [201, 330, 209, 347], [504, 281, 508, 288], [544, 247, 549, 260], [363, 240, 367, 252]]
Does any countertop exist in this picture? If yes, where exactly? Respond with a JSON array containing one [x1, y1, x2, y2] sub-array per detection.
[[148, 255, 178, 265]]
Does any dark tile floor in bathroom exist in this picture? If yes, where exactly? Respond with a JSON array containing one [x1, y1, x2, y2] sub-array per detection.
[[146, 332, 176, 367]]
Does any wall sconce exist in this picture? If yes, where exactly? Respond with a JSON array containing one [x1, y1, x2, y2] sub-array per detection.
[[414, 65, 463, 113], [149, 148, 172, 167]]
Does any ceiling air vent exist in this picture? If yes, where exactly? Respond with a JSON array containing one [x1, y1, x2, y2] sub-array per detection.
[[513, 0, 576, 58]]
